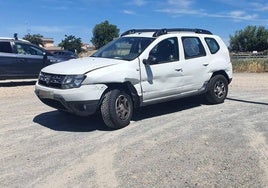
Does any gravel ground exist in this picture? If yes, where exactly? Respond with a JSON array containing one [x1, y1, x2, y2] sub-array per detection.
[[0, 73, 267, 187]]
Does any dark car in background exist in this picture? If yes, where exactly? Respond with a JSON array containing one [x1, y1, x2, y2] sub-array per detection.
[[53, 50, 77, 61], [0, 37, 63, 79]]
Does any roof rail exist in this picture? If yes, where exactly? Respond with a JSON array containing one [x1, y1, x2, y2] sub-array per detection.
[[121, 29, 158, 36], [121, 28, 212, 37]]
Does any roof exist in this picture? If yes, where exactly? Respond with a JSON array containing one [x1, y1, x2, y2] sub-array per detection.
[[41, 38, 54, 42], [0, 37, 30, 43]]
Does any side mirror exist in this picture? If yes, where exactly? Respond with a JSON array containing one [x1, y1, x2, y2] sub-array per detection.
[[143, 55, 157, 65]]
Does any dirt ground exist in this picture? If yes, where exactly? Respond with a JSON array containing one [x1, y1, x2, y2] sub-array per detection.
[[0, 73, 268, 187]]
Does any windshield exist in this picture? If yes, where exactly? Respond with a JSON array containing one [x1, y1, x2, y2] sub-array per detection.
[[92, 37, 155, 61]]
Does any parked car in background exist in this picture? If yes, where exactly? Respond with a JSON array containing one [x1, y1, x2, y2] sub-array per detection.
[[53, 50, 77, 61], [0, 37, 63, 79]]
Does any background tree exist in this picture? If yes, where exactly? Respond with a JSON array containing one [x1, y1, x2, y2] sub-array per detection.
[[23, 33, 44, 46], [58, 35, 83, 53], [91, 20, 120, 49], [229, 26, 268, 52]]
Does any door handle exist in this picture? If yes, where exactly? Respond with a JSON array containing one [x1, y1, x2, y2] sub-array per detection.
[[203, 63, 209, 66], [175, 68, 183, 72], [19, 59, 27, 63]]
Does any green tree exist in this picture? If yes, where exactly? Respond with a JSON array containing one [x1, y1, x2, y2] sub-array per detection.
[[91, 20, 120, 49], [229, 26, 268, 52], [23, 33, 43, 46], [58, 35, 83, 53]]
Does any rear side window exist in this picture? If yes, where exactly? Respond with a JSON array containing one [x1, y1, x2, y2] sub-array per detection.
[[0, 41, 12, 53], [15, 42, 44, 56], [205, 37, 220, 54], [182, 37, 206, 59]]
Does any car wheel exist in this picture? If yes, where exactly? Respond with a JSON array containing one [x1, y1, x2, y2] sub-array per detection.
[[101, 89, 133, 129], [205, 75, 228, 104]]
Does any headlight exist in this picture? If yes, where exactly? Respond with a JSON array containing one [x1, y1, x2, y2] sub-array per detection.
[[62, 75, 86, 89]]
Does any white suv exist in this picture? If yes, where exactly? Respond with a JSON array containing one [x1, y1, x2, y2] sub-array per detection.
[[35, 28, 232, 129]]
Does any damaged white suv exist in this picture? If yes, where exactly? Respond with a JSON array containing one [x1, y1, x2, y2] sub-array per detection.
[[35, 28, 232, 129]]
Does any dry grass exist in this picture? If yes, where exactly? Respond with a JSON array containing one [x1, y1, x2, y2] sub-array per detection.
[[232, 59, 268, 72]]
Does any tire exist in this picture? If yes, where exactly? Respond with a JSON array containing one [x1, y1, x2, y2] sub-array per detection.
[[205, 75, 228, 104], [100, 89, 133, 129]]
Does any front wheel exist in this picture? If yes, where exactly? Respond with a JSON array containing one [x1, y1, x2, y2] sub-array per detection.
[[101, 89, 133, 129], [205, 75, 228, 104]]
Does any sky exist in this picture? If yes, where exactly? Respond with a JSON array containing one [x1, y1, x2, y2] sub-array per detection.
[[0, 0, 268, 46]]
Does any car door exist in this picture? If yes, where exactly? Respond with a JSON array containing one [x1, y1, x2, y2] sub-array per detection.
[[177, 36, 210, 92], [139, 37, 184, 103], [14, 42, 46, 76], [0, 41, 18, 78]]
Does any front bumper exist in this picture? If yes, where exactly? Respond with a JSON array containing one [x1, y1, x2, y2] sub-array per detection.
[[35, 83, 107, 116]]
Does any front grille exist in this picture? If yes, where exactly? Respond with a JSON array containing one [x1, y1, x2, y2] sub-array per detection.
[[38, 72, 65, 89]]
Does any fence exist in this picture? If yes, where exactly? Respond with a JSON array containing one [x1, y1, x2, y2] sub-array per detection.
[[231, 53, 268, 60]]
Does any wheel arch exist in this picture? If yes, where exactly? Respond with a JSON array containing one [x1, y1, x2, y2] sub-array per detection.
[[211, 70, 231, 84], [99, 82, 141, 109]]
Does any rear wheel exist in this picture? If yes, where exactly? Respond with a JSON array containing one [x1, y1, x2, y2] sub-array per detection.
[[205, 75, 228, 104], [101, 89, 133, 129]]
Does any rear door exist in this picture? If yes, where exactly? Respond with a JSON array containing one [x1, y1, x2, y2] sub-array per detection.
[[178, 36, 210, 91]]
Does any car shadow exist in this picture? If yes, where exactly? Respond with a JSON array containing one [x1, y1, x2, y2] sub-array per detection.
[[227, 97, 268, 106], [132, 96, 203, 121], [0, 80, 36, 87], [33, 96, 204, 132], [33, 111, 111, 132]]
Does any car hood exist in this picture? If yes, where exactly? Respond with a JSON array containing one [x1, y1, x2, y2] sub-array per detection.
[[41, 57, 123, 75]]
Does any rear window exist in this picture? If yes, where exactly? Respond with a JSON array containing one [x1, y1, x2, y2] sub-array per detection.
[[205, 38, 220, 54], [0, 41, 12, 53]]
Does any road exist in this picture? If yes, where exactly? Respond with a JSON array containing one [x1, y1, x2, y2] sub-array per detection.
[[0, 73, 268, 187]]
